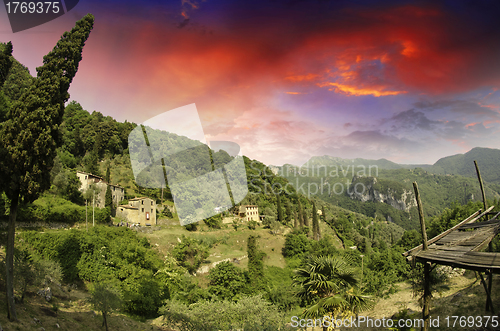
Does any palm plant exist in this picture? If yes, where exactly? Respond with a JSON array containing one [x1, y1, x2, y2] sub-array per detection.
[[293, 255, 373, 330]]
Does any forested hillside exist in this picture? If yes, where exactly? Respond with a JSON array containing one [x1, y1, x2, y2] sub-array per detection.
[[2, 40, 500, 331]]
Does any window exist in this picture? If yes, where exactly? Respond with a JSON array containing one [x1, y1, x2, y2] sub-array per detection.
[[142, 208, 144, 212], [142, 200, 144, 205]]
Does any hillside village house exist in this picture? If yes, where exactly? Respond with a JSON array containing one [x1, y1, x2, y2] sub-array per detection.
[[116, 197, 157, 226], [77, 171, 125, 207], [239, 205, 260, 222]]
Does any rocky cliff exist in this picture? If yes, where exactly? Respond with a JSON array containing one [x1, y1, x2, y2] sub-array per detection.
[[347, 176, 416, 212]]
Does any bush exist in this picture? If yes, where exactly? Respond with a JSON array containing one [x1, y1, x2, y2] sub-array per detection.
[[208, 261, 246, 301], [162, 206, 173, 218], [20, 227, 168, 317], [161, 295, 294, 331], [282, 231, 309, 258], [204, 214, 222, 229], [184, 223, 198, 231], [172, 236, 209, 274], [248, 220, 257, 230]]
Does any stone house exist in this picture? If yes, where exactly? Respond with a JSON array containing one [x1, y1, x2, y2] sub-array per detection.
[[77, 171, 125, 208], [116, 197, 157, 226], [238, 205, 260, 222]]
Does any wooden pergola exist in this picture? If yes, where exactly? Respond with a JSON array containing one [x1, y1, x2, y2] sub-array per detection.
[[403, 161, 500, 331]]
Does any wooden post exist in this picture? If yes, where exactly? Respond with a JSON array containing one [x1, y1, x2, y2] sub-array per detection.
[[475, 160, 493, 310], [474, 160, 488, 218], [413, 182, 428, 251], [413, 182, 430, 331]]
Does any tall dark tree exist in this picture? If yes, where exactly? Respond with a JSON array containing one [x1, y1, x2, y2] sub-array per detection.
[[84, 149, 100, 175], [0, 42, 13, 85], [298, 200, 304, 228], [247, 235, 265, 288], [286, 201, 292, 225], [312, 201, 320, 241], [276, 193, 283, 224], [0, 42, 13, 123], [303, 207, 309, 227], [294, 210, 298, 229], [0, 14, 94, 320], [105, 165, 111, 183]]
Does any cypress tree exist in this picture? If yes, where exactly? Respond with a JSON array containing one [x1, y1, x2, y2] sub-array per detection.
[[312, 201, 319, 240], [105, 165, 111, 183], [285, 201, 292, 225], [276, 193, 283, 224], [247, 235, 265, 288], [298, 199, 304, 228], [0, 42, 13, 85], [303, 207, 309, 227], [0, 14, 94, 320]]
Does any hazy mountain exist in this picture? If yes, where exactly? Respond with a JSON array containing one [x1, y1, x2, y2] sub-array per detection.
[[429, 147, 500, 184], [302, 156, 404, 170], [299, 147, 500, 184]]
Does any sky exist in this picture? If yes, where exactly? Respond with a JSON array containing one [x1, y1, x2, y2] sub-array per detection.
[[1, 0, 500, 167]]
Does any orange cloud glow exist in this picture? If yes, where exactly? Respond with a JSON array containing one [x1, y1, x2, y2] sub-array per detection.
[[318, 82, 407, 97]]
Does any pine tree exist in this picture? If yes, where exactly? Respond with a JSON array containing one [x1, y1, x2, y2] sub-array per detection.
[[276, 193, 283, 224], [0, 14, 94, 320]]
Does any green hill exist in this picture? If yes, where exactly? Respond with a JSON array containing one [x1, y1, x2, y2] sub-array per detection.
[[429, 147, 500, 184]]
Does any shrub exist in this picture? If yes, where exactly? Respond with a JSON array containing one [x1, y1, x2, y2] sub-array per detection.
[[161, 295, 294, 331], [208, 261, 246, 301], [172, 236, 209, 274], [282, 231, 310, 258]]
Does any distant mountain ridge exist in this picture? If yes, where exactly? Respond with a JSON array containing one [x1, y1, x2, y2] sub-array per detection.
[[299, 147, 500, 184]]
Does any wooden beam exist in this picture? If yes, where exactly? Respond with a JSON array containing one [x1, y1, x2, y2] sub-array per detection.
[[404, 209, 486, 257], [422, 261, 431, 331], [479, 271, 495, 314], [474, 160, 488, 220], [413, 182, 428, 251]]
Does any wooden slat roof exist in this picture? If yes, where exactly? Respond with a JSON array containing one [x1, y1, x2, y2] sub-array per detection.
[[405, 206, 500, 273]]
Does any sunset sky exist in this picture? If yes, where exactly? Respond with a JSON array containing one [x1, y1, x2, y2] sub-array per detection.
[[1, 0, 500, 166]]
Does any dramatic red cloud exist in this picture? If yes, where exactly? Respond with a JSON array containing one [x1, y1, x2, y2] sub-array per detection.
[[68, 2, 500, 126], [280, 4, 500, 96]]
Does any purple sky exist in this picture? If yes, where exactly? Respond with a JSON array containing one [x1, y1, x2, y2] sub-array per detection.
[[2, 0, 500, 166]]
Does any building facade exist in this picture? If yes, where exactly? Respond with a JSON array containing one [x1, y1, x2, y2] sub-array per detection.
[[77, 171, 125, 208], [116, 197, 157, 226], [238, 205, 260, 222]]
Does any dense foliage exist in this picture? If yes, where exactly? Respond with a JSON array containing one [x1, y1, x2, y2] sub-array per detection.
[[19, 227, 167, 317]]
